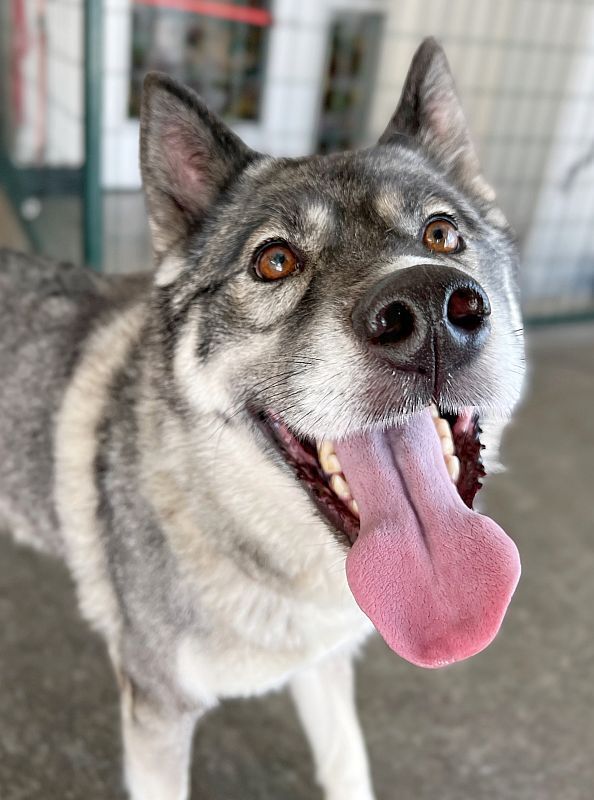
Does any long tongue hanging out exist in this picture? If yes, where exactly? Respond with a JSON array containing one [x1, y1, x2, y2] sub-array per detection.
[[334, 409, 520, 668]]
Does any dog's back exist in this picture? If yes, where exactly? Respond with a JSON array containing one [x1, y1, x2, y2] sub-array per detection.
[[0, 249, 149, 554]]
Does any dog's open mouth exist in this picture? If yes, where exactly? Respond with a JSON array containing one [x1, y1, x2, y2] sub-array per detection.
[[261, 405, 485, 547], [258, 405, 521, 669]]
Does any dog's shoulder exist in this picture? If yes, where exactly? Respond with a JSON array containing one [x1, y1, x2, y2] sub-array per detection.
[[0, 247, 152, 373], [0, 247, 100, 299], [0, 249, 152, 557], [0, 247, 151, 311]]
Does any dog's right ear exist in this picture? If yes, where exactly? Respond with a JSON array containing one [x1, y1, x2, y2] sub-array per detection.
[[379, 38, 495, 203], [140, 73, 256, 268]]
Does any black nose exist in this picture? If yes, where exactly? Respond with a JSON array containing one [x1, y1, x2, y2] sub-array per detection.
[[353, 265, 491, 384]]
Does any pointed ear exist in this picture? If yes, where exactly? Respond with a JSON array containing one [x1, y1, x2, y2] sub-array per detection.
[[379, 38, 494, 201], [140, 72, 256, 261]]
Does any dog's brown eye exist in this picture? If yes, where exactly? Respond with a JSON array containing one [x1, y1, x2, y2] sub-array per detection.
[[254, 242, 300, 281], [422, 218, 462, 254]]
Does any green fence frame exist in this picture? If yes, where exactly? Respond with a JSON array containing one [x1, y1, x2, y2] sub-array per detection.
[[0, 1, 103, 270], [83, 0, 104, 271]]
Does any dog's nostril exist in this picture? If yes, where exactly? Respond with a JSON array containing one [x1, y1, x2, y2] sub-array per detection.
[[371, 301, 415, 345], [447, 288, 490, 332]]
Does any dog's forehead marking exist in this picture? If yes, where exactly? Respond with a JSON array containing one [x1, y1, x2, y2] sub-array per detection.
[[246, 199, 335, 253], [422, 199, 460, 221], [373, 188, 406, 228], [302, 200, 335, 249], [304, 200, 333, 234], [374, 184, 462, 230]]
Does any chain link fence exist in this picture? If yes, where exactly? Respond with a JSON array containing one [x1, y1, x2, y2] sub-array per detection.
[[2, 0, 594, 321]]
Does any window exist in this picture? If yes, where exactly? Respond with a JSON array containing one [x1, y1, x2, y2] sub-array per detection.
[[129, 0, 271, 122], [317, 12, 383, 153]]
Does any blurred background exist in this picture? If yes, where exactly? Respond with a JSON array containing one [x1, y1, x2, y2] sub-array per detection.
[[1, 0, 594, 322], [1, 3, 594, 800]]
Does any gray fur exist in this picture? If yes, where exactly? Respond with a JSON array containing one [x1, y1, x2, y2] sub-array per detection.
[[0, 251, 149, 554], [0, 38, 524, 800]]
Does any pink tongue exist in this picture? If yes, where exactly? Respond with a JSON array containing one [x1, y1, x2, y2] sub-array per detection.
[[334, 410, 520, 668]]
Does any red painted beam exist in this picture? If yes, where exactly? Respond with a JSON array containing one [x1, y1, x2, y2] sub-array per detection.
[[134, 0, 272, 27]]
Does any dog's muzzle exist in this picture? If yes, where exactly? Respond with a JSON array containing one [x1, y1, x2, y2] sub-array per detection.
[[352, 265, 491, 391]]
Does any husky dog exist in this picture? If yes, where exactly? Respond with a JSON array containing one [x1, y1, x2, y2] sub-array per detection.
[[0, 39, 524, 800]]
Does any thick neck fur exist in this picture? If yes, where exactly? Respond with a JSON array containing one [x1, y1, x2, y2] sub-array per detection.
[[136, 312, 352, 609]]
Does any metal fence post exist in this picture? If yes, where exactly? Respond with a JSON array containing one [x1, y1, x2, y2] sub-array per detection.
[[83, 0, 103, 271]]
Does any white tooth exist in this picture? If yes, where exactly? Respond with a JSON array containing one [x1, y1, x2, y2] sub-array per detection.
[[429, 403, 439, 419], [317, 440, 343, 475], [321, 452, 342, 475], [330, 473, 352, 501], [434, 418, 452, 440], [318, 440, 335, 459], [327, 454, 343, 474], [444, 454, 460, 483], [349, 499, 360, 517], [440, 436, 455, 456]]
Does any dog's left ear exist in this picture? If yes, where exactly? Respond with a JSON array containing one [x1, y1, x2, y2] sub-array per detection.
[[380, 38, 495, 202], [140, 72, 257, 271]]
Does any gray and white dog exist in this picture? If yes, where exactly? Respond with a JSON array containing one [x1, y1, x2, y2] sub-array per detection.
[[0, 39, 525, 800]]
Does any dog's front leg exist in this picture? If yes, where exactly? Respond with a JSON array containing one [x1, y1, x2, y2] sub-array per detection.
[[120, 674, 201, 800], [290, 651, 376, 800]]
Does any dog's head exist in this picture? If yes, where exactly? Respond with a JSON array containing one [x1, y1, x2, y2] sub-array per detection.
[[140, 38, 525, 668]]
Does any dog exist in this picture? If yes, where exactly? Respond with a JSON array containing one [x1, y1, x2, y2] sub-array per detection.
[[0, 38, 525, 800]]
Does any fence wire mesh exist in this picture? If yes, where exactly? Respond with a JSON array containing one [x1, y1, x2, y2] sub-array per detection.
[[2, 0, 594, 321]]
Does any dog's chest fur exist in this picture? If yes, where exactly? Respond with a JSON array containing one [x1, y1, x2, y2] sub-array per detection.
[[140, 406, 373, 701]]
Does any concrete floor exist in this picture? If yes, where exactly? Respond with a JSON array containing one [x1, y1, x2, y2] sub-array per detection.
[[1, 324, 593, 800]]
